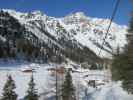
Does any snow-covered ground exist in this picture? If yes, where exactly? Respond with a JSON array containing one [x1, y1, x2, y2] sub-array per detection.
[[0, 62, 132, 100], [0, 62, 57, 99], [82, 82, 133, 100]]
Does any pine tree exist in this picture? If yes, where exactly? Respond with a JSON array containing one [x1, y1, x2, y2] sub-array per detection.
[[111, 13, 133, 94], [62, 71, 76, 100], [24, 74, 39, 100], [1, 75, 17, 100]]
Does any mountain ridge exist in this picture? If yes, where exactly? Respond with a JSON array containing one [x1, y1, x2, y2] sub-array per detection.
[[0, 9, 127, 62]]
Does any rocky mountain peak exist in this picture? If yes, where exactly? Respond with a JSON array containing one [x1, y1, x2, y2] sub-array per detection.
[[0, 9, 128, 58]]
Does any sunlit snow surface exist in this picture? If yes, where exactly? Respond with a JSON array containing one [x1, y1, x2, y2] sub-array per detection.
[[82, 82, 133, 100], [0, 62, 132, 100]]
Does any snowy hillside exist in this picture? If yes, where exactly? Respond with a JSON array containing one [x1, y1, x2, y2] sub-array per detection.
[[0, 62, 132, 100], [4, 9, 127, 58], [0, 10, 99, 64]]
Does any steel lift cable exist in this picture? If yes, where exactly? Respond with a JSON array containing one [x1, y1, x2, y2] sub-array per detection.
[[98, 0, 121, 83], [98, 0, 121, 56]]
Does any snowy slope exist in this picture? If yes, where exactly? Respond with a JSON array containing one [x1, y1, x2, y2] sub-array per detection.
[[3, 9, 127, 58], [83, 82, 133, 100], [60, 12, 127, 57], [0, 62, 132, 100]]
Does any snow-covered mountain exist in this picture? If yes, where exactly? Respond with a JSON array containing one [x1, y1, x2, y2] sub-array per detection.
[[61, 12, 127, 57], [0, 9, 127, 59]]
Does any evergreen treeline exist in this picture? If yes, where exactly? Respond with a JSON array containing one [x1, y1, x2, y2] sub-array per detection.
[[111, 13, 133, 94]]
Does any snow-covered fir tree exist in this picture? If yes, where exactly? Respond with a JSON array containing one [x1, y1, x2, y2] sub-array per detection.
[[61, 71, 76, 100], [24, 74, 39, 100], [1, 75, 17, 100]]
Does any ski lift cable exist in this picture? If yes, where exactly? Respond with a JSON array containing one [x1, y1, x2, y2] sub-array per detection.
[[98, 0, 121, 83], [84, 0, 121, 89], [98, 0, 121, 56], [77, 0, 122, 97]]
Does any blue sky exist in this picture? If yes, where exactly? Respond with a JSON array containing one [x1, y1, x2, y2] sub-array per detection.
[[0, 0, 132, 25]]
